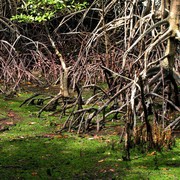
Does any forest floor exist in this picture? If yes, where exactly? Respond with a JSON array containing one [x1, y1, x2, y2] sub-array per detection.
[[0, 85, 179, 179]]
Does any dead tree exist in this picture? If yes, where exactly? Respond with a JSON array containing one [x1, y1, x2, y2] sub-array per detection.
[[15, 0, 179, 154]]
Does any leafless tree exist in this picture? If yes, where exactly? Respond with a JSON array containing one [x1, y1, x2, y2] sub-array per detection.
[[49, 0, 179, 155], [1, 0, 179, 156]]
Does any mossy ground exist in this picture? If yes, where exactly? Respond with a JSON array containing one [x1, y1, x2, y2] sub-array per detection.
[[0, 92, 179, 179]]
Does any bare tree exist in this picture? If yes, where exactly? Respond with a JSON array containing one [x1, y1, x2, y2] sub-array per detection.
[[3, 0, 179, 156], [48, 0, 179, 155]]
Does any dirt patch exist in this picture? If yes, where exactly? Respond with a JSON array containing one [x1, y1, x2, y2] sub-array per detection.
[[172, 130, 180, 138], [21, 84, 60, 95], [0, 109, 23, 132]]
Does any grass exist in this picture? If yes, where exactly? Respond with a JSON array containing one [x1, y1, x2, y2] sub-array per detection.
[[0, 92, 179, 179]]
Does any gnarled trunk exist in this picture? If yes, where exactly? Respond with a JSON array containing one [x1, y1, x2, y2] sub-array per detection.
[[161, 0, 180, 70]]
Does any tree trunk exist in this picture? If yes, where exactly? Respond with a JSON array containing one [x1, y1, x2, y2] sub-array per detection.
[[161, 0, 180, 70]]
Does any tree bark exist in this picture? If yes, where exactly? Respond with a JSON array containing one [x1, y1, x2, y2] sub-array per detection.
[[161, 0, 180, 70]]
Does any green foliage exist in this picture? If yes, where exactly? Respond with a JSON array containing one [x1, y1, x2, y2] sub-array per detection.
[[11, 0, 88, 22]]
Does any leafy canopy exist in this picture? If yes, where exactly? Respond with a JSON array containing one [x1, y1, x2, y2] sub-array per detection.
[[11, 0, 88, 22]]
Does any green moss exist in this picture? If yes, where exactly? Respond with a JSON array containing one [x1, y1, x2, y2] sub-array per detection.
[[0, 93, 179, 179]]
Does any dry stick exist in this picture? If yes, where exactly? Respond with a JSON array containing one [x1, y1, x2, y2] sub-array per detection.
[[0, 17, 18, 34], [101, 65, 134, 82], [83, 84, 109, 98], [59, 86, 84, 132], [85, 92, 102, 105], [58, 103, 77, 132], [97, 107, 126, 124], [148, 92, 180, 112], [70, 107, 93, 132], [64, 102, 80, 131], [161, 66, 166, 128], [102, 0, 109, 62], [153, 81, 163, 93], [54, 8, 88, 33], [148, 71, 162, 86], [86, 16, 127, 54], [74, 108, 98, 114], [85, 0, 125, 54], [54, 0, 100, 34], [139, 76, 154, 147], [101, 58, 113, 89], [85, 0, 117, 48], [77, 112, 86, 134], [19, 93, 41, 107], [85, 110, 97, 130], [131, 76, 138, 129], [90, 82, 133, 128], [37, 94, 62, 117], [142, 28, 172, 77], [61, 100, 68, 116], [70, 114, 82, 130], [75, 108, 98, 132], [164, 116, 180, 131], [122, 18, 169, 68]]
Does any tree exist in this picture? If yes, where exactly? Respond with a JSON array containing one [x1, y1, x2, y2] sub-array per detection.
[[51, 0, 179, 155]]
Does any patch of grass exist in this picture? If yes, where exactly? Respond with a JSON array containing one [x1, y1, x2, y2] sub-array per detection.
[[0, 93, 179, 179]]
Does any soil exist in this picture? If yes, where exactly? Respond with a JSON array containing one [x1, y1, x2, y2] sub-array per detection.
[[0, 109, 22, 132]]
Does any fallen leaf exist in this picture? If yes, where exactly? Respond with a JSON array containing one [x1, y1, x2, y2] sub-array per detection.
[[31, 172, 38, 176], [42, 134, 63, 138], [100, 169, 107, 173], [4, 122, 14, 125], [105, 139, 111, 143], [26, 82, 32, 85], [147, 151, 156, 156], [88, 137, 94, 140], [162, 168, 169, 171], [98, 159, 105, 163], [109, 169, 115, 172], [29, 122, 36, 125], [7, 112, 15, 118], [94, 135, 99, 139]]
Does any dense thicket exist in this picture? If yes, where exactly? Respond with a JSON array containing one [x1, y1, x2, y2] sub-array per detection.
[[0, 0, 179, 159]]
